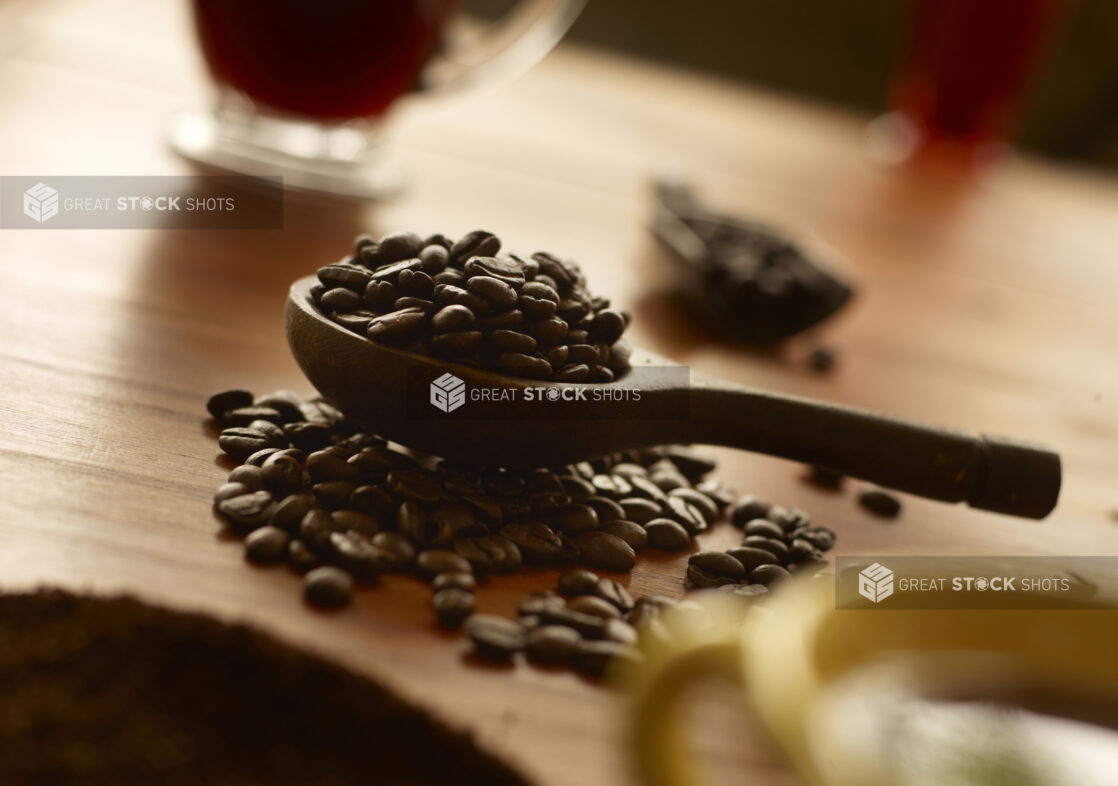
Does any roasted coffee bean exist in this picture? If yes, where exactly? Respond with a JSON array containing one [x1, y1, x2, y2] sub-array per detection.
[[590, 310, 626, 344], [333, 311, 372, 333], [364, 531, 413, 570], [304, 566, 354, 608], [591, 474, 632, 499], [568, 595, 621, 619], [619, 497, 663, 524], [244, 526, 290, 564], [806, 464, 845, 489], [731, 495, 771, 527], [788, 538, 823, 563], [287, 539, 320, 574], [350, 485, 395, 517], [517, 293, 557, 320], [429, 331, 484, 356], [453, 535, 521, 574], [494, 352, 551, 380], [727, 546, 779, 573], [312, 481, 356, 510], [485, 329, 537, 354], [808, 346, 836, 372], [668, 488, 719, 523], [574, 531, 635, 572], [433, 571, 476, 593], [593, 577, 634, 612], [627, 475, 670, 505], [750, 564, 792, 587], [261, 455, 303, 494], [689, 551, 747, 580], [270, 493, 315, 533], [299, 510, 338, 553], [419, 243, 449, 273], [583, 496, 625, 523], [686, 564, 736, 588], [331, 510, 381, 537], [458, 492, 503, 526], [743, 518, 786, 541], [576, 640, 640, 677], [398, 269, 435, 298], [481, 467, 527, 497], [388, 469, 444, 503], [450, 230, 501, 263], [527, 317, 568, 346], [693, 480, 734, 510], [433, 588, 475, 628], [306, 450, 359, 483], [626, 596, 674, 629], [214, 482, 250, 504], [431, 304, 475, 331], [465, 275, 518, 309], [434, 283, 490, 313], [501, 520, 562, 563], [600, 618, 638, 645], [328, 530, 385, 581], [320, 286, 362, 312], [218, 491, 275, 532], [218, 428, 274, 461], [644, 519, 691, 550], [859, 487, 902, 518], [550, 504, 599, 535], [364, 279, 398, 310], [550, 364, 587, 382], [601, 520, 647, 550], [393, 296, 437, 314], [518, 591, 563, 617], [416, 549, 472, 579], [317, 264, 373, 292], [393, 500, 430, 548], [536, 603, 605, 638], [464, 256, 525, 286], [560, 475, 595, 501], [587, 365, 614, 383], [557, 570, 600, 598], [797, 526, 836, 551], [525, 625, 581, 665], [283, 421, 334, 452], [743, 535, 789, 563], [429, 503, 482, 545], [465, 614, 525, 660], [665, 496, 707, 534], [226, 464, 263, 489], [767, 505, 810, 532], [375, 231, 425, 264], [433, 270, 466, 287], [244, 447, 282, 467], [366, 308, 427, 343], [206, 389, 254, 421]]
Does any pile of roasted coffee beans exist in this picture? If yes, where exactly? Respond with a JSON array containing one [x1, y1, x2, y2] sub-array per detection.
[[207, 387, 835, 678], [310, 231, 632, 383]]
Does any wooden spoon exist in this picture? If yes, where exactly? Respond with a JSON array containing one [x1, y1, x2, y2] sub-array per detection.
[[287, 276, 1060, 519]]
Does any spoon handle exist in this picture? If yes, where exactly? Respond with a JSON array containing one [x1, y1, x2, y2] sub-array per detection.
[[686, 381, 1060, 519]]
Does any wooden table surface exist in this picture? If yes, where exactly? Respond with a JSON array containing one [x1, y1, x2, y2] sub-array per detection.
[[3, 1, 1118, 784]]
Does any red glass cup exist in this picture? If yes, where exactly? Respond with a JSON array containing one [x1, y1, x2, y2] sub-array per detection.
[[170, 0, 586, 197], [883, 0, 1068, 168]]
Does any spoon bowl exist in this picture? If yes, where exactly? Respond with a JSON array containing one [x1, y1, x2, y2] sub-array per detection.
[[287, 275, 1061, 519]]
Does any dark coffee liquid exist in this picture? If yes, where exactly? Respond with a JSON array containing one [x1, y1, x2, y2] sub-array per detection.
[[193, 0, 457, 121]]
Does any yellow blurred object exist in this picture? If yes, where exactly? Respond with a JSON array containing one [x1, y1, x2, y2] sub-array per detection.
[[625, 570, 1118, 786]]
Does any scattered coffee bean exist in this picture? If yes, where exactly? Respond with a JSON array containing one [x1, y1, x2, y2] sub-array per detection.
[[806, 464, 845, 489], [749, 564, 792, 587], [433, 589, 475, 628], [433, 572, 476, 593], [573, 531, 635, 572], [644, 519, 691, 550], [743, 518, 785, 541], [244, 526, 290, 564], [809, 346, 837, 373], [206, 389, 253, 421], [416, 549, 472, 579], [465, 615, 525, 660], [218, 491, 275, 532], [557, 569, 600, 598], [730, 495, 771, 526], [688, 551, 747, 581], [858, 487, 902, 518], [524, 625, 582, 665], [304, 567, 354, 608], [567, 595, 621, 619], [601, 519, 647, 550]]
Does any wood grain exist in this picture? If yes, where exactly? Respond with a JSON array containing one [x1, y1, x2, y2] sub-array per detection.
[[2, 2, 1118, 785]]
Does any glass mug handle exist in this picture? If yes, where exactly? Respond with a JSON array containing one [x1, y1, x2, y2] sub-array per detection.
[[419, 0, 588, 95]]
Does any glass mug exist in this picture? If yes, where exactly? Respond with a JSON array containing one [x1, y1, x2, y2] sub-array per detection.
[[170, 0, 586, 197], [627, 565, 1118, 786]]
